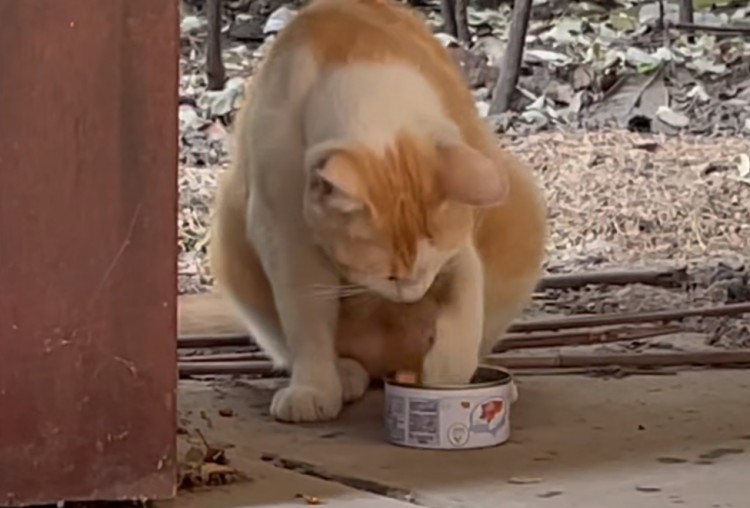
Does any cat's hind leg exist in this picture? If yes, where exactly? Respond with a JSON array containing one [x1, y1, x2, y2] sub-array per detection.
[[208, 171, 289, 367]]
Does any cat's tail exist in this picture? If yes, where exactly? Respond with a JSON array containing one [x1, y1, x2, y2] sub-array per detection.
[[207, 158, 289, 365], [207, 163, 277, 325]]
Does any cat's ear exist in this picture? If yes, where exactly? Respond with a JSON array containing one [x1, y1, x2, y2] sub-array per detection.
[[308, 152, 365, 213], [435, 142, 508, 207]]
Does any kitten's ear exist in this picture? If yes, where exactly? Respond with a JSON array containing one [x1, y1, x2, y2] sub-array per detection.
[[436, 143, 508, 207], [309, 153, 365, 213]]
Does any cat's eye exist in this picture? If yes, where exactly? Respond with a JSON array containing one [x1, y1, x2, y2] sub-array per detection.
[[387, 275, 399, 282]]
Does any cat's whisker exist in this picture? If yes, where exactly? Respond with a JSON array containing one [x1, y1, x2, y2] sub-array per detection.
[[339, 291, 378, 303], [338, 288, 370, 298], [306, 283, 370, 300], [310, 283, 363, 291]]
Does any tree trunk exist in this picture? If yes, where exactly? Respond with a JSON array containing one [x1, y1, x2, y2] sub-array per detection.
[[206, 0, 226, 91], [455, 0, 471, 43], [489, 0, 532, 114], [440, 0, 458, 38]]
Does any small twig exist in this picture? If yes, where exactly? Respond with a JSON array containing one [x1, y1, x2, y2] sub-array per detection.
[[206, 0, 226, 91], [508, 302, 750, 333], [489, 0, 533, 114], [666, 21, 750, 37], [195, 428, 211, 450], [536, 267, 688, 291]]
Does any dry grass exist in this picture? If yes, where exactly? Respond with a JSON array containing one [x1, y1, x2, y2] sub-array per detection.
[[517, 130, 749, 272]]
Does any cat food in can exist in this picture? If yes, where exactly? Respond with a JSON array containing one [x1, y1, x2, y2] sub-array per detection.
[[384, 365, 515, 450]]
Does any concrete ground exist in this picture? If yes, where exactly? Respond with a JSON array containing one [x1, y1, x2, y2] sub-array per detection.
[[161, 370, 750, 508]]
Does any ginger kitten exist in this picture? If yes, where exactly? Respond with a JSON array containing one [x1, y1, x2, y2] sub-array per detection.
[[209, 0, 546, 422]]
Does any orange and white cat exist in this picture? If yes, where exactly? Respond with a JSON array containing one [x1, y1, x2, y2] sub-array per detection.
[[209, 0, 547, 422]]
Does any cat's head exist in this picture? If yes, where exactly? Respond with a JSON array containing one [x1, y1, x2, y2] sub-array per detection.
[[303, 131, 507, 303]]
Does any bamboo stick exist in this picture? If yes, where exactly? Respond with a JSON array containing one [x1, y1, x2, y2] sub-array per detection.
[[179, 325, 681, 360], [489, 0, 532, 114], [178, 350, 750, 378], [494, 324, 681, 352], [181, 352, 267, 362], [177, 301, 750, 350], [180, 360, 277, 377], [206, 0, 226, 90], [508, 302, 750, 333], [485, 351, 750, 369], [179, 333, 248, 349]]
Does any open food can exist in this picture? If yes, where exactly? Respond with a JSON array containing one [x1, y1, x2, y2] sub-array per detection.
[[383, 365, 515, 450]]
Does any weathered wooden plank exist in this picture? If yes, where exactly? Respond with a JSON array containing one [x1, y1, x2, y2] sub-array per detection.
[[0, 1, 178, 504]]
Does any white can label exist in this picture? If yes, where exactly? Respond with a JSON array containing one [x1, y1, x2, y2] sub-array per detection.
[[385, 386, 511, 449]]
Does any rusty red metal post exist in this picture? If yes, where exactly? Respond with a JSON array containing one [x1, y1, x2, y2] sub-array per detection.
[[0, 1, 178, 504]]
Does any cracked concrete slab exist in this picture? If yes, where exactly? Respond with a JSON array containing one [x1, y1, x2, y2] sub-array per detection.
[[172, 371, 750, 507]]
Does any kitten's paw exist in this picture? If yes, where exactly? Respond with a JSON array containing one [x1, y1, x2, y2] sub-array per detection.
[[421, 346, 478, 386], [509, 379, 519, 403], [270, 384, 343, 423], [337, 358, 369, 403]]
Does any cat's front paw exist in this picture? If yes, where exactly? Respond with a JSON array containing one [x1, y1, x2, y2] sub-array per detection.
[[509, 379, 519, 403], [421, 346, 478, 386], [337, 358, 370, 403], [270, 384, 343, 422]]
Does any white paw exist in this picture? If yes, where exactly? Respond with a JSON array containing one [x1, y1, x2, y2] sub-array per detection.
[[337, 358, 370, 403], [270, 384, 343, 423], [421, 346, 478, 386]]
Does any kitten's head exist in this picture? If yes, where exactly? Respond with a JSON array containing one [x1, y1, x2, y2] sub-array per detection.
[[303, 131, 507, 303]]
